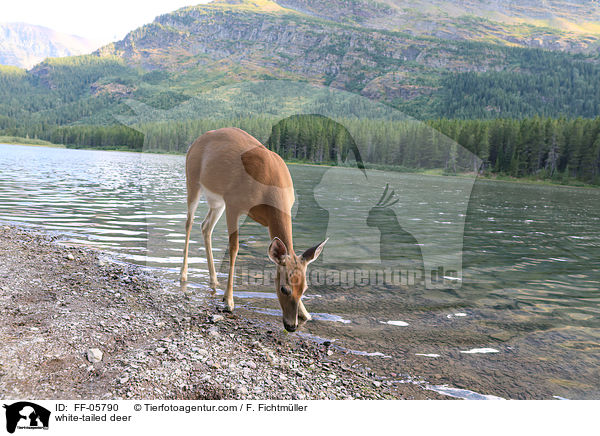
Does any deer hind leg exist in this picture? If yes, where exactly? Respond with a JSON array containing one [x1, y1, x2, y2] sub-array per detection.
[[202, 204, 225, 291], [223, 208, 240, 312], [181, 185, 202, 282]]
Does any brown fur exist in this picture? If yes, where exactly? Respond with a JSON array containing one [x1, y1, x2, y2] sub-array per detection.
[[181, 127, 325, 331]]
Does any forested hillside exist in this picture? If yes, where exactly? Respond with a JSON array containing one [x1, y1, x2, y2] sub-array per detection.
[[46, 115, 600, 185]]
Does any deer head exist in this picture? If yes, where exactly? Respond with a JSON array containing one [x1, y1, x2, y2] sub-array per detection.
[[268, 237, 328, 332], [367, 183, 399, 229]]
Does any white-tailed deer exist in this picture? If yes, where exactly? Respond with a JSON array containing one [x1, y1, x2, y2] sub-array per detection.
[[181, 127, 327, 332]]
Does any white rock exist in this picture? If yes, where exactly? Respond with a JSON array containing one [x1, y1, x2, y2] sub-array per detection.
[[66, 253, 75, 261], [460, 348, 499, 354], [87, 348, 103, 363], [211, 314, 224, 323], [383, 320, 409, 327]]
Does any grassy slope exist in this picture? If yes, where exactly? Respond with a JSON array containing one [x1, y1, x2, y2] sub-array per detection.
[[0, 136, 62, 147]]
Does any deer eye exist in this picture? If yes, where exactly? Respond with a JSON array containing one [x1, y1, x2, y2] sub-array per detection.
[[280, 286, 291, 296]]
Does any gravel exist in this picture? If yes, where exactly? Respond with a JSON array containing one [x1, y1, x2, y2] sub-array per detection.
[[0, 225, 439, 400]]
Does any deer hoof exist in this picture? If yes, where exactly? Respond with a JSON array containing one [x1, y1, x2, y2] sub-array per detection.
[[223, 300, 234, 312], [299, 312, 312, 321]]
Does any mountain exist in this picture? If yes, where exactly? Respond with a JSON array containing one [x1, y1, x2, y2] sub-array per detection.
[[2, 0, 600, 138], [92, 0, 600, 117], [1, 0, 600, 183], [0, 23, 100, 69], [275, 0, 600, 53]]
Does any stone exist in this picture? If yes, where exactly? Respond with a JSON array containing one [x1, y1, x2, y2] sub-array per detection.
[[86, 348, 103, 363], [211, 314, 225, 323]]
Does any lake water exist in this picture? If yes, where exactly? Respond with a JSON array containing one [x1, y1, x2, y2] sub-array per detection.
[[1, 144, 599, 400]]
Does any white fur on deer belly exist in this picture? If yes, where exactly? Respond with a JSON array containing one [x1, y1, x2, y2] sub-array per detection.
[[201, 185, 225, 208]]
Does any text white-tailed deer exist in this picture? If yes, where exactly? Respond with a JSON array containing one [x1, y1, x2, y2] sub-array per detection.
[[181, 127, 327, 332]]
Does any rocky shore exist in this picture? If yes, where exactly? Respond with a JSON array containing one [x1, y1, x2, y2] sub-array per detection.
[[0, 226, 441, 400]]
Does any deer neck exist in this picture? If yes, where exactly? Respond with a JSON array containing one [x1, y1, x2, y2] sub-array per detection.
[[267, 208, 294, 253]]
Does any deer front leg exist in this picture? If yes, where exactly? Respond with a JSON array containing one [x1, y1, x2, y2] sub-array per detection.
[[224, 209, 239, 312], [298, 299, 312, 321]]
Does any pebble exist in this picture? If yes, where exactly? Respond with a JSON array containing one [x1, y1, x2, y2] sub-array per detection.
[[86, 348, 103, 363], [208, 328, 220, 337], [211, 314, 225, 323], [373, 381, 382, 388], [66, 253, 75, 261]]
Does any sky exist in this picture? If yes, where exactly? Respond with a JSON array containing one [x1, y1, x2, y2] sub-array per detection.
[[1, 0, 210, 44]]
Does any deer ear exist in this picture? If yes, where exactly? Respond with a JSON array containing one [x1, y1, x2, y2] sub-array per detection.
[[301, 238, 328, 265], [268, 237, 288, 265]]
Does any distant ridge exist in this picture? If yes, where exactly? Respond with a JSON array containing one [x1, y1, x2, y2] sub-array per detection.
[[0, 22, 100, 69]]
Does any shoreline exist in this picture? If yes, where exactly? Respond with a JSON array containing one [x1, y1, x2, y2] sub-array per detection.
[[3, 141, 597, 190], [0, 224, 442, 400]]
